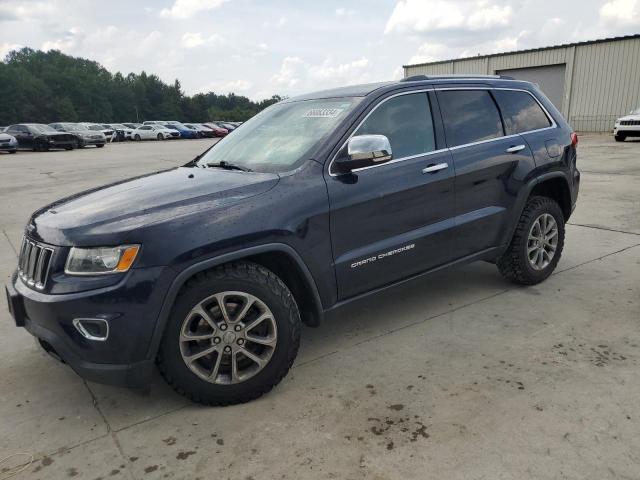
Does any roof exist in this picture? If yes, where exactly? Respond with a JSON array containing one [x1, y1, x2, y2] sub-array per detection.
[[404, 34, 640, 69], [284, 81, 394, 102]]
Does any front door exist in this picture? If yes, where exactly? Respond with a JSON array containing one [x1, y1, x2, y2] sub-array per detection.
[[326, 91, 455, 300]]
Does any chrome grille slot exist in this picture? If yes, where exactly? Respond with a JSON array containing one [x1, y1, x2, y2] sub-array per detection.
[[18, 237, 54, 290]]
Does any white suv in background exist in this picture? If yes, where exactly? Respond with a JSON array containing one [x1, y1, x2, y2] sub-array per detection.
[[614, 107, 640, 142]]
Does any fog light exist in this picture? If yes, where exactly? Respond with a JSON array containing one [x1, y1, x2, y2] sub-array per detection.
[[73, 318, 109, 341]]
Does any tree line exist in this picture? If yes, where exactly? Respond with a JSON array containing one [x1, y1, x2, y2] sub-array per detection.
[[0, 48, 282, 126]]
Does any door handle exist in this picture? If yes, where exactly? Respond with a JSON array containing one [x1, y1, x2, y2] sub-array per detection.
[[506, 144, 526, 153], [422, 162, 448, 174]]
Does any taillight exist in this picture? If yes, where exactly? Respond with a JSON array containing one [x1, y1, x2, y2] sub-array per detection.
[[571, 132, 578, 147]]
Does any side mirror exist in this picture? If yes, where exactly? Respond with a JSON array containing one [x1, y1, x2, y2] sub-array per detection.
[[333, 134, 393, 174]]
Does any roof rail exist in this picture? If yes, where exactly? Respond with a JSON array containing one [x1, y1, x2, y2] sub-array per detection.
[[401, 74, 515, 82]]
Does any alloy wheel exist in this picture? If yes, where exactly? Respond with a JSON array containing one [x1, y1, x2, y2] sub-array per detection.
[[179, 291, 278, 385], [527, 213, 558, 270]]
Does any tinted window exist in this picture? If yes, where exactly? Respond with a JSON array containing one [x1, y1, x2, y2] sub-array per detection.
[[493, 90, 552, 134], [438, 90, 504, 147], [355, 93, 435, 159]]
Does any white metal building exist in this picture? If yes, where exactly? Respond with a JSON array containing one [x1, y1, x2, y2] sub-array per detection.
[[403, 35, 640, 132]]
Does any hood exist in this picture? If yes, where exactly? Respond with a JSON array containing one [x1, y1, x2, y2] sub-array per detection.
[[617, 113, 640, 121], [29, 167, 279, 245]]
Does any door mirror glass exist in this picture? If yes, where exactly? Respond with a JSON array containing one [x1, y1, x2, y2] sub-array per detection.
[[334, 134, 393, 173]]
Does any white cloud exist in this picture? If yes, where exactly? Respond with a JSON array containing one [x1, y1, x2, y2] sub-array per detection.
[[263, 16, 287, 28], [385, 0, 513, 34], [160, 0, 227, 20], [408, 43, 449, 64], [270, 56, 372, 93], [181, 32, 224, 48], [600, 0, 640, 27], [271, 56, 304, 88], [198, 79, 253, 94], [0, 42, 22, 59], [335, 8, 355, 16]]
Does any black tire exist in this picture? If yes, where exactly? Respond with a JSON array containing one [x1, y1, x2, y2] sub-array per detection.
[[157, 133, 164, 140], [497, 196, 565, 285], [96, 144, 104, 148], [158, 262, 301, 406], [614, 134, 626, 142], [9, 150, 16, 154], [134, 134, 141, 141]]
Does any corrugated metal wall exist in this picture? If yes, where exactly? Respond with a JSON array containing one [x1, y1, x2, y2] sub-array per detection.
[[404, 36, 640, 132]]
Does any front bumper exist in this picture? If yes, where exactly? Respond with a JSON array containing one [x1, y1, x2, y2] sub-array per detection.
[[614, 125, 640, 136], [6, 266, 173, 387], [0, 143, 17, 152]]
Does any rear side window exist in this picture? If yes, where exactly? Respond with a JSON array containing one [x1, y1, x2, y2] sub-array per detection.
[[493, 90, 552, 134], [355, 92, 435, 159], [438, 90, 504, 147]]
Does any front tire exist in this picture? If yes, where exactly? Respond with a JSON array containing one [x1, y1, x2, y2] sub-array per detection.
[[134, 134, 141, 141], [158, 262, 301, 406], [157, 133, 164, 140], [614, 134, 626, 142], [497, 196, 565, 285]]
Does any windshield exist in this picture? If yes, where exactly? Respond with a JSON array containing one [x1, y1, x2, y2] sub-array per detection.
[[31, 124, 58, 133], [111, 123, 126, 128], [87, 124, 103, 131], [168, 122, 187, 128], [196, 97, 361, 173]]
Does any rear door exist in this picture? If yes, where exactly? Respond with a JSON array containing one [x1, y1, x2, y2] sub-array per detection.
[[436, 88, 537, 258], [326, 90, 456, 299]]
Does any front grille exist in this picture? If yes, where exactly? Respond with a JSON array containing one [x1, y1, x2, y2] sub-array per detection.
[[621, 120, 640, 126], [18, 237, 54, 290]]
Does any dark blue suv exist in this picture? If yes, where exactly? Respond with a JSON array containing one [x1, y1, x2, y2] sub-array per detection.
[[5, 76, 579, 405]]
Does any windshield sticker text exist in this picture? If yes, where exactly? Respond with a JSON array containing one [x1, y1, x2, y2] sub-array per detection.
[[303, 108, 344, 118]]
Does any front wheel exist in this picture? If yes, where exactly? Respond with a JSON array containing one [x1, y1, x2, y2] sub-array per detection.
[[614, 134, 626, 142], [497, 196, 565, 285], [157, 133, 164, 140], [158, 262, 301, 406], [134, 134, 141, 141], [96, 144, 104, 148]]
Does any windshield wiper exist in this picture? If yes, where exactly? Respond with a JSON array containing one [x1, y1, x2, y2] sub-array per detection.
[[203, 161, 252, 172]]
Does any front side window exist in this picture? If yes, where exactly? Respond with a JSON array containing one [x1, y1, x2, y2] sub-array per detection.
[[493, 90, 552, 134], [438, 90, 504, 147], [197, 97, 361, 173], [355, 93, 435, 159]]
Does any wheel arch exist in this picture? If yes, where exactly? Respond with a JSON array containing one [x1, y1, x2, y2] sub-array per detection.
[[145, 243, 324, 361], [529, 174, 572, 220]]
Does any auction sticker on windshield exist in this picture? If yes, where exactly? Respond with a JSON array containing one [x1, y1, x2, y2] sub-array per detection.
[[303, 108, 345, 118]]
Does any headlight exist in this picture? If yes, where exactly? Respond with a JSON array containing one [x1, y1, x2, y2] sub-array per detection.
[[65, 245, 140, 275]]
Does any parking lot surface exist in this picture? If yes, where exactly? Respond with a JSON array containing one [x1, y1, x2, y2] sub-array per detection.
[[1, 136, 639, 479]]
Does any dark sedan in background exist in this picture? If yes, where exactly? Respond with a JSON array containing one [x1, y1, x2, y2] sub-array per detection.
[[4, 124, 76, 151]]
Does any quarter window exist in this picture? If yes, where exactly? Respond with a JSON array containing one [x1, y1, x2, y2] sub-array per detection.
[[354, 93, 436, 159], [493, 90, 552, 134], [438, 90, 504, 147]]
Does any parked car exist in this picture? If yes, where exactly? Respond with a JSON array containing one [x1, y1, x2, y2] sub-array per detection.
[[143, 121, 166, 126], [184, 123, 216, 138], [81, 123, 115, 142], [0, 132, 18, 153], [613, 107, 640, 141], [210, 121, 235, 132], [106, 124, 134, 141], [49, 122, 106, 148], [0, 126, 7, 132], [132, 124, 180, 140], [123, 123, 142, 130], [202, 122, 228, 137], [5, 123, 76, 151], [6, 76, 579, 406], [163, 121, 199, 139]]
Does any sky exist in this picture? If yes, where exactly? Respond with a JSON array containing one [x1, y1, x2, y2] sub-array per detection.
[[0, 0, 639, 101]]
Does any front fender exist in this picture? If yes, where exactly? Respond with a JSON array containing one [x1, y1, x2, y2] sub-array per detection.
[[144, 243, 324, 360]]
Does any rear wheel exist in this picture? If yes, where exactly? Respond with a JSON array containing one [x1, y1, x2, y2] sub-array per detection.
[[157, 133, 164, 140], [497, 196, 565, 285], [134, 134, 141, 141], [614, 134, 626, 142], [96, 144, 104, 148], [158, 262, 301, 406]]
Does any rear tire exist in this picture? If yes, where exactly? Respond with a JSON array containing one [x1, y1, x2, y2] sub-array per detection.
[[614, 134, 626, 142], [134, 134, 141, 141], [157, 133, 164, 140], [96, 144, 104, 148], [158, 262, 301, 406], [497, 196, 565, 285]]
